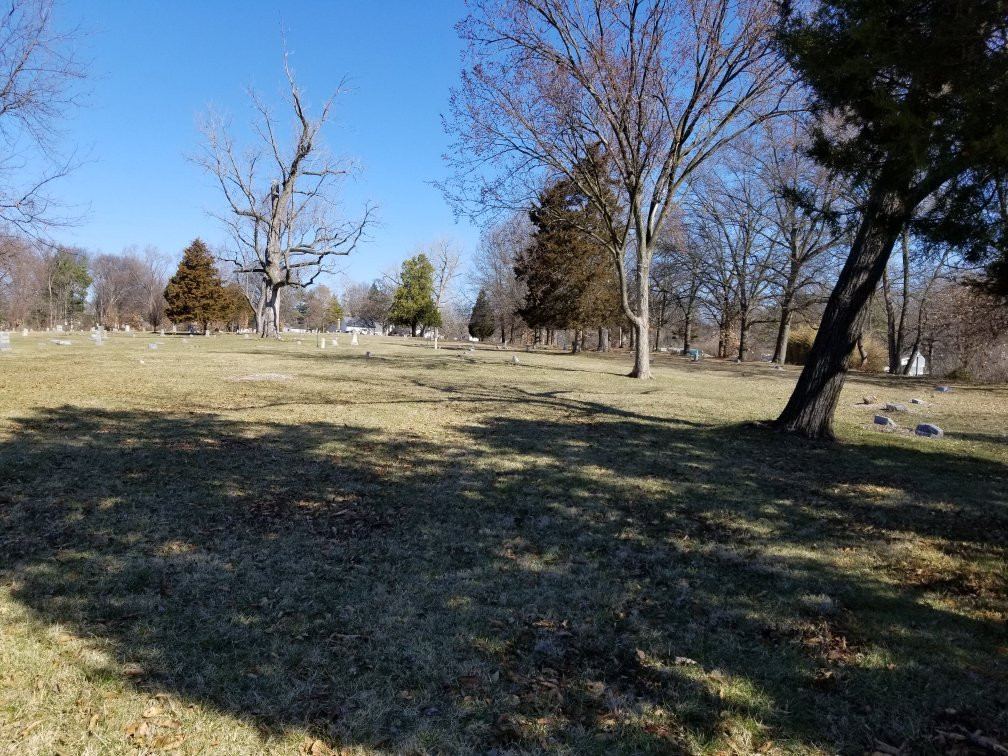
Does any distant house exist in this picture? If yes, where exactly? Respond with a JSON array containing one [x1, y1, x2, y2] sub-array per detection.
[[341, 317, 380, 335], [900, 351, 927, 376]]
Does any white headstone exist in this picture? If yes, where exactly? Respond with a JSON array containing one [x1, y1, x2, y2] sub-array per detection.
[[351, 332, 359, 346], [332, 334, 339, 346], [21, 328, 28, 337], [160, 329, 165, 337], [0, 332, 11, 353], [56, 324, 63, 333], [123, 325, 129, 332], [148, 343, 158, 350], [319, 337, 326, 349]]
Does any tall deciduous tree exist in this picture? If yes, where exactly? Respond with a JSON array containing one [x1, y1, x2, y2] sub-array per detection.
[[0, 0, 86, 234], [196, 53, 375, 338], [389, 254, 441, 337], [164, 239, 225, 334], [773, 0, 1008, 438], [445, 0, 786, 377]]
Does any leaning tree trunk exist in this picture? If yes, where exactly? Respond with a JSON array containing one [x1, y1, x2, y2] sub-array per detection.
[[774, 192, 909, 439]]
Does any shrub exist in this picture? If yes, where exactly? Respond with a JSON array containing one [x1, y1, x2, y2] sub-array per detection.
[[787, 327, 885, 372]]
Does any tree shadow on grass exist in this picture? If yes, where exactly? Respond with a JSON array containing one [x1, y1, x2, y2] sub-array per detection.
[[0, 402, 1005, 753]]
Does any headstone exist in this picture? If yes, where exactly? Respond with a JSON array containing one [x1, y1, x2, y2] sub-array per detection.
[[883, 403, 908, 413], [351, 333, 359, 346], [319, 338, 326, 349], [934, 385, 951, 393], [160, 329, 165, 337], [910, 398, 926, 405], [56, 324, 63, 332], [874, 415, 896, 427], [468, 347, 475, 353], [123, 325, 129, 332], [862, 395, 877, 404], [365, 350, 373, 358], [148, 343, 158, 350], [0, 332, 11, 353], [511, 355, 520, 365], [332, 334, 338, 346], [205, 330, 209, 337], [21, 328, 28, 337], [51, 339, 71, 346], [915, 423, 944, 438]]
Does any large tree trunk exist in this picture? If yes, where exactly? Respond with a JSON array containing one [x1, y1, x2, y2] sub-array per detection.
[[597, 326, 609, 352], [773, 306, 792, 364], [737, 315, 749, 362], [261, 284, 281, 338], [774, 191, 910, 439], [682, 314, 692, 354]]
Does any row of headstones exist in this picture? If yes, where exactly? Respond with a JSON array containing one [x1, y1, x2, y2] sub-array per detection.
[[317, 333, 359, 348]]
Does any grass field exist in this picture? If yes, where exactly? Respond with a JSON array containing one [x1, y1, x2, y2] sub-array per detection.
[[0, 332, 1005, 755]]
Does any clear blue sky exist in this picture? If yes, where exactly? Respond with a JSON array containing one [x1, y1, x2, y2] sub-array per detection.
[[55, 0, 480, 286]]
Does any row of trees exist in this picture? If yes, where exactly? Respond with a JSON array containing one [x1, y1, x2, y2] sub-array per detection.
[[445, 0, 1008, 439], [0, 237, 169, 330]]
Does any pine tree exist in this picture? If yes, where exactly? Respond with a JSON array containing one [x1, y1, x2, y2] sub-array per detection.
[[773, 0, 1008, 439], [164, 239, 225, 334], [468, 289, 496, 340], [389, 254, 441, 336]]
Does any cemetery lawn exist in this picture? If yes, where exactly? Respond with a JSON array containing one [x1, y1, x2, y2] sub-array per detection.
[[0, 334, 1006, 755]]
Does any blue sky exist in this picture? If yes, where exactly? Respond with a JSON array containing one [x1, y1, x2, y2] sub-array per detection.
[[54, 1, 480, 287]]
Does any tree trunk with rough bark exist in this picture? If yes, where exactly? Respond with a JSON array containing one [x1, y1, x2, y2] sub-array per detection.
[[772, 305, 792, 364], [774, 191, 910, 439]]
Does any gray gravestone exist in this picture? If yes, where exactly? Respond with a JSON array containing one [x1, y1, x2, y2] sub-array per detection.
[[0, 332, 11, 353], [915, 423, 944, 438], [874, 415, 896, 427]]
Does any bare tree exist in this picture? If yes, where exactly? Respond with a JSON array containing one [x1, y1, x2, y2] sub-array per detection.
[[755, 120, 848, 364], [428, 238, 463, 348], [471, 214, 530, 344], [195, 52, 375, 338], [445, 0, 787, 378], [0, 0, 86, 234]]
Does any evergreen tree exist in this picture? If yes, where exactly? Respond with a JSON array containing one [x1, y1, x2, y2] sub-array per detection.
[[773, 0, 1008, 439], [164, 239, 225, 334], [389, 254, 441, 336], [516, 152, 621, 343], [468, 289, 496, 340]]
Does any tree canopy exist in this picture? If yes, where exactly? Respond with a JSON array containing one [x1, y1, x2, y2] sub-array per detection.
[[468, 289, 496, 340], [389, 254, 441, 337], [164, 239, 225, 334]]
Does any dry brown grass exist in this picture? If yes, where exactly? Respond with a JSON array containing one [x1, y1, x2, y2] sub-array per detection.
[[0, 333, 1005, 754]]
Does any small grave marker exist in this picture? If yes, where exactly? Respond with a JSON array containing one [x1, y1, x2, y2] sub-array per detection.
[[148, 343, 158, 350], [915, 423, 944, 438], [934, 385, 951, 393], [874, 415, 896, 428], [883, 403, 908, 413], [0, 332, 11, 353], [351, 333, 359, 346]]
